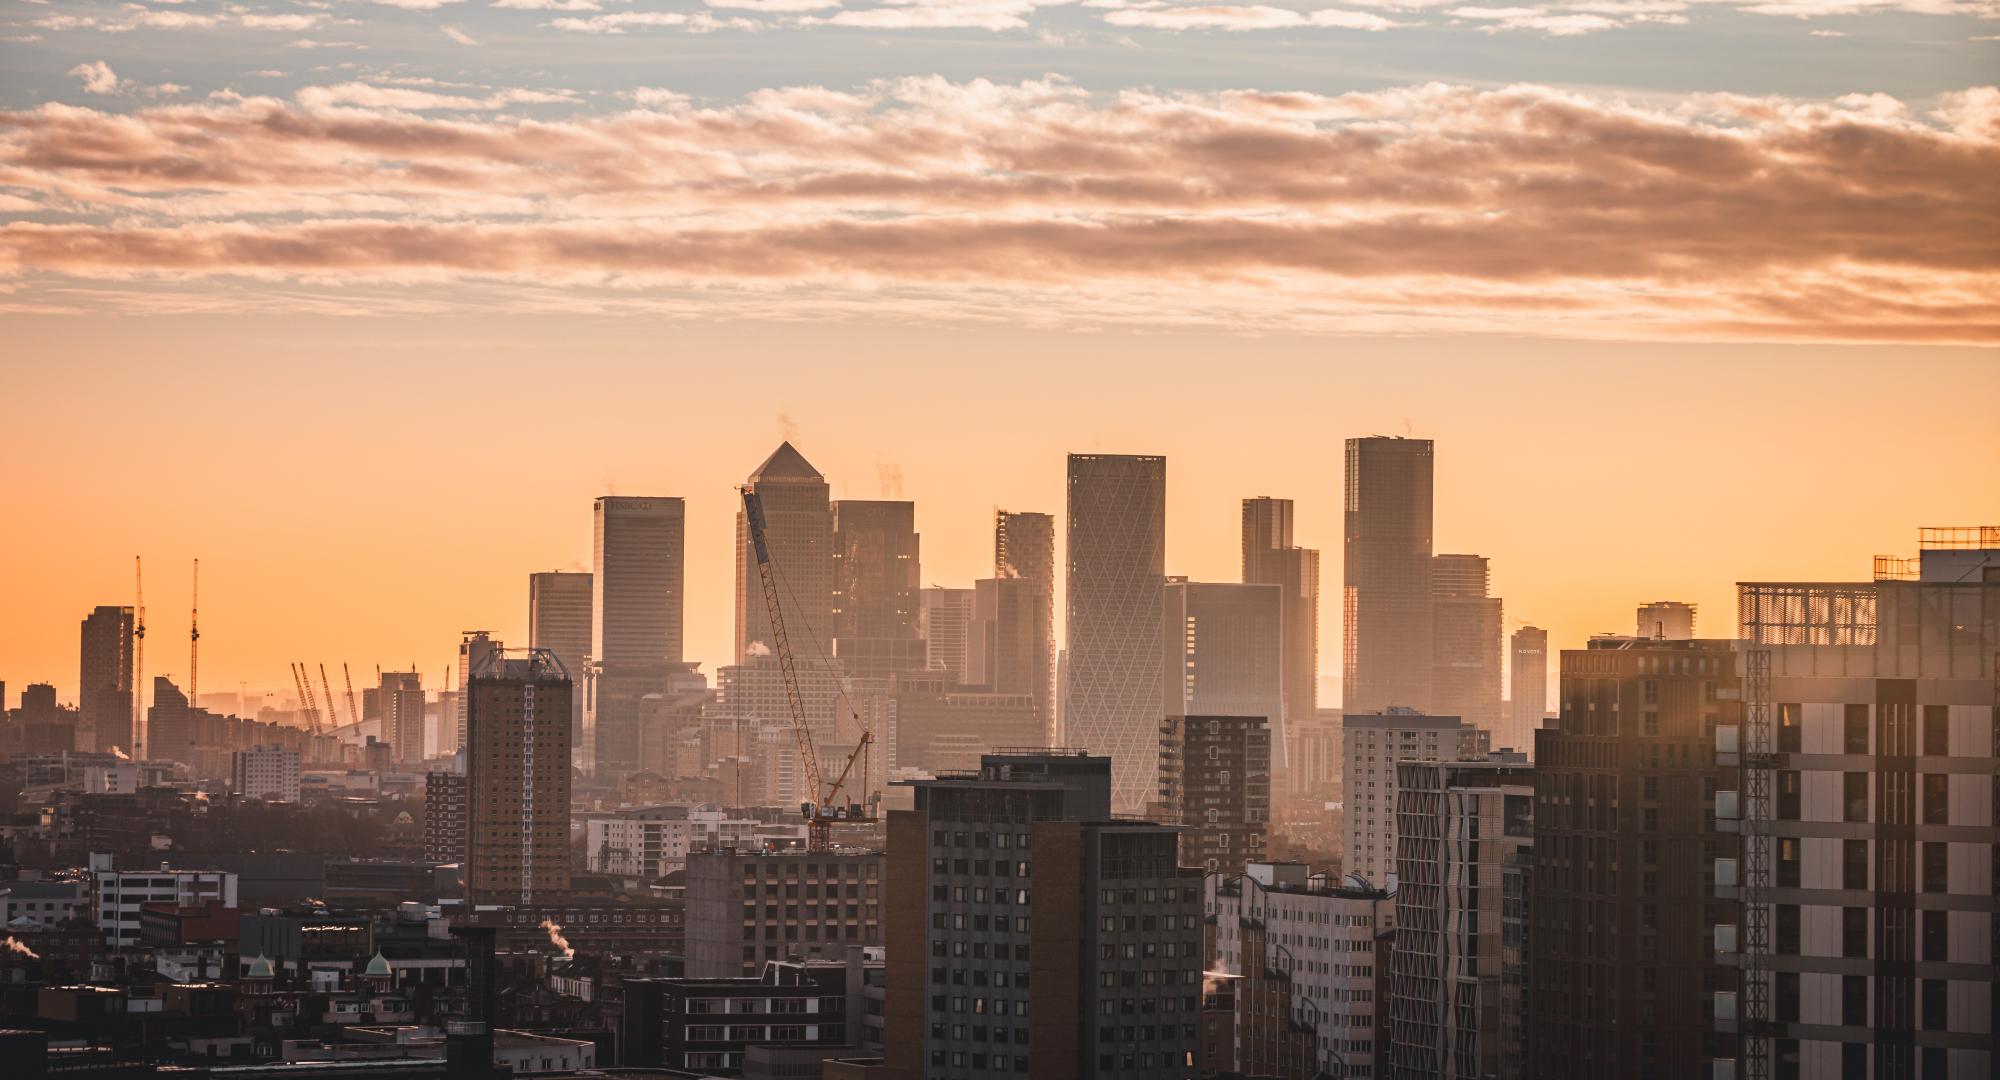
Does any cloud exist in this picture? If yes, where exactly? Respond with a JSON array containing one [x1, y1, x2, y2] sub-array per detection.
[[493, 0, 602, 8], [706, 0, 842, 9], [804, 0, 1070, 30], [1103, 3, 1402, 27], [442, 23, 480, 43], [68, 61, 123, 94], [547, 10, 758, 29], [0, 78, 1994, 341]]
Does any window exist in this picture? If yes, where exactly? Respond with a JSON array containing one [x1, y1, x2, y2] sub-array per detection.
[[1922, 842, 1947, 893], [1922, 910, 1947, 962], [1842, 1043, 1867, 1080], [1844, 704, 1869, 753], [1841, 976, 1868, 1026], [1922, 979, 1946, 1031], [1843, 773, 1869, 822], [1842, 908, 1867, 958], [1776, 972, 1800, 1023], [1778, 771, 1801, 821], [1923, 705, 1948, 756], [1843, 840, 1868, 891], [1921, 774, 1948, 824], [1778, 839, 1801, 888], [1778, 704, 1802, 753], [1777, 905, 1800, 954]]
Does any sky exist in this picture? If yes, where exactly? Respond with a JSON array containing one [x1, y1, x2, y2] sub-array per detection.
[[0, 0, 1995, 708]]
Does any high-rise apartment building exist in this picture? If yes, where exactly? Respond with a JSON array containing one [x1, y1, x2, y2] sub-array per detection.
[[1388, 757, 1534, 1080], [921, 586, 976, 680], [1343, 437, 1434, 715], [529, 571, 592, 759], [1635, 600, 1697, 640], [78, 605, 134, 754], [883, 751, 1201, 1080], [424, 770, 467, 865], [1720, 530, 1997, 1080], [683, 849, 885, 977], [378, 669, 425, 764], [1242, 498, 1321, 807], [995, 509, 1057, 725], [593, 495, 687, 779], [464, 650, 572, 905], [147, 676, 193, 766], [1341, 709, 1486, 885], [454, 630, 502, 753], [1164, 715, 1270, 875], [230, 745, 301, 802], [1207, 862, 1394, 1079], [1531, 636, 1742, 1079], [1065, 452, 1168, 812], [735, 443, 832, 664], [832, 500, 923, 678], [1506, 626, 1547, 760], [1431, 554, 1504, 745]]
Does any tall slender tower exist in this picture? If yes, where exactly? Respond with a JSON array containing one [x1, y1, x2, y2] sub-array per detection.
[[465, 650, 573, 905], [734, 443, 833, 664], [592, 496, 687, 778], [1064, 452, 1166, 812], [1431, 553, 1504, 742], [78, 605, 136, 754], [1343, 437, 1434, 714], [529, 571, 593, 760], [995, 510, 1056, 725], [1507, 625, 1547, 756], [830, 500, 924, 676], [1241, 497, 1320, 773]]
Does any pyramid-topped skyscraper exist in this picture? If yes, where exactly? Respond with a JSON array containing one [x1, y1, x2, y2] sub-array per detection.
[[735, 441, 835, 665]]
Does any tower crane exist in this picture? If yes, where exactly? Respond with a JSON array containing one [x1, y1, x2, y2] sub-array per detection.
[[741, 486, 876, 852], [134, 557, 147, 759], [342, 663, 360, 726], [302, 663, 325, 733], [189, 559, 200, 709], [318, 664, 339, 735], [290, 663, 314, 732]]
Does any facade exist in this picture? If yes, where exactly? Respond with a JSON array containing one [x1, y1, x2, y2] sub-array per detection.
[[93, 865, 238, 947], [1064, 452, 1168, 812], [0, 879, 87, 929], [1388, 758, 1534, 1080], [1721, 531, 1998, 1080], [584, 805, 781, 878], [1341, 709, 1483, 885], [883, 751, 1200, 1080], [921, 587, 976, 680], [890, 673, 1044, 777], [464, 651, 573, 905], [1531, 636, 1742, 1079], [832, 499, 922, 669], [625, 955, 876, 1072], [78, 604, 135, 755], [1506, 626, 1547, 761], [1242, 498, 1321, 810], [735, 443, 832, 665], [1431, 554, 1505, 745], [682, 848, 885, 977], [967, 576, 1048, 734], [527, 570, 592, 759], [453, 631, 502, 754], [1165, 715, 1271, 875], [593, 495, 687, 779], [1162, 579, 1284, 747], [1635, 600, 1697, 640], [231, 745, 301, 802], [1343, 436, 1434, 716], [146, 676, 193, 766], [377, 670, 425, 764], [422, 771, 467, 865], [994, 509, 1057, 727], [1207, 862, 1394, 1079]]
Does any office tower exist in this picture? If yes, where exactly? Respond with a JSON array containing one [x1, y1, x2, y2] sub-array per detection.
[[1635, 600, 1697, 640], [1506, 626, 1547, 760], [1208, 862, 1394, 1079], [424, 771, 468, 865], [1431, 554, 1504, 744], [683, 848, 885, 977], [529, 571, 593, 758], [378, 669, 424, 763], [231, 745, 301, 802], [883, 751, 1201, 1080], [78, 605, 135, 754], [968, 577, 1045, 703], [1162, 578, 1284, 736], [454, 631, 502, 753], [1065, 452, 1168, 812], [921, 586, 975, 678], [147, 676, 193, 765], [464, 650, 573, 905], [1242, 498, 1322, 801], [1388, 757, 1535, 1080], [995, 509, 1057, 724], [831, 500, 924, 679], [1723, 529, 1998, 1079], [1531, 636, 1742, 1079], [735, 443, 832, 664], [889, 672, 1043, 776], [594, 495, 688, 778], [1341, 709, 1485, 885], [711, 655, 846, 805], [1164, 715, 1270, 875], [1343, 437, 1434, 715]]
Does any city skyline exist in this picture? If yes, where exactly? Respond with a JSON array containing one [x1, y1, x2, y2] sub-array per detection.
[[2, 349, 1994, 709]]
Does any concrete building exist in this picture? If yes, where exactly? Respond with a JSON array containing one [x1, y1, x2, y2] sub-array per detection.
[[231, 745, 301, 802], [921, 587, 976, 680], [1207, 862, 1394, 1079], [1242, 497, 1322, 811], [1431, 554, 1505, 746], [711, 655, 850, 806], [832, 499, 923, 677], [1343, 437, 1434, 716], [78, 605, 135, 755], [0, 879, 87, 929], [994, 509, 1057, 726], [453, 631, 502, 754], [1532, 636, 1742, 1079], [464, 650, 572, 905], [423, 771, 466, 866], [624, 951, 881, 1073], [92, 864, 238, 948], [682, 848, 884, 977], [592, 495, 687, 779], [1635, 600, 1697, 640], [735, 444, 831, 665], [377, 670, 425, 765], [528, 571, 592, 761], [1341, 709, 1486, 885], [146, 676, 193, 766], [1506, 626, 1547, 761], [1064, 452, 1168, 812], [883, 751, 1201, 1080], [1164, 715, 1270, 875], [1388, 758, 1534, 1080], [585, 805, 792, 879], [1719, 529, 1998, 1080]]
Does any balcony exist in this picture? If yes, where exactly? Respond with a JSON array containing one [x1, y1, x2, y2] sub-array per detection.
[[1713, 858, 1738, 899], [1713, 990, 1738, 1032], [1713, 924, 1737, 955], [1714, 791, 1740, 833], [1714, 725, 1739, 767]]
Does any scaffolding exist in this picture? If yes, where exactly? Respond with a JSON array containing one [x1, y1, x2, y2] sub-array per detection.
[[1737, 583, 1877, 647], [1738, 646, 1774, 1080], [1919, 525, 2000, 550]]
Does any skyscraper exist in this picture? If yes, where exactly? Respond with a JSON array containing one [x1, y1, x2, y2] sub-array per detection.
[[735, 443, 832, 664], [1342, 708, 1486, 885], [1161, 579, 1284, 740], [78, 605, 134, 754], [378, 669, 424, 763], [593, 495, 687, 778], [831, 499, 925, 677], [1431, 553, 1504, 744], [1064, 452, 1167, 812], [967, 576, 1048, 736], [1241, 497, 1320, 803], [1343, 436, 1434, 714], [1165, 715, 1270, 875], [1506, 625, 1547, 757], [529, 571, 593, 759], [995, 509, 1056, 725], [465, 649, 572, 905], [920, 586, 975, 679], [454, 630, 501, 753]]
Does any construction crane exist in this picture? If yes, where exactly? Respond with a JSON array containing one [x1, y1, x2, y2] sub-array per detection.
[[318, 664, 339, 735], [302, 663, 326, 733], [188, 559, 200, 709], [289, 663, 314, 732], [133, 557, 147, 760], [741, 486, 875, 852], [342, 663, 360, 726]]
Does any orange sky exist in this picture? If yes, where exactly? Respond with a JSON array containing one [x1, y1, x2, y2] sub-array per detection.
[[3, 314, 1995, 712]]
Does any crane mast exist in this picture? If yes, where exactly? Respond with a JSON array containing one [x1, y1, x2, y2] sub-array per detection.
[[342, 663, 360, 726], [189, 559, 200, 709], [318, 664, 339, 737], [134, 557, 146, 760]]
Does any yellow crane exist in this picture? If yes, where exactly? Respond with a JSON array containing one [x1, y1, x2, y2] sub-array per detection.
[[342, 663, 360, 726], [318, 664, 339, 735]]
